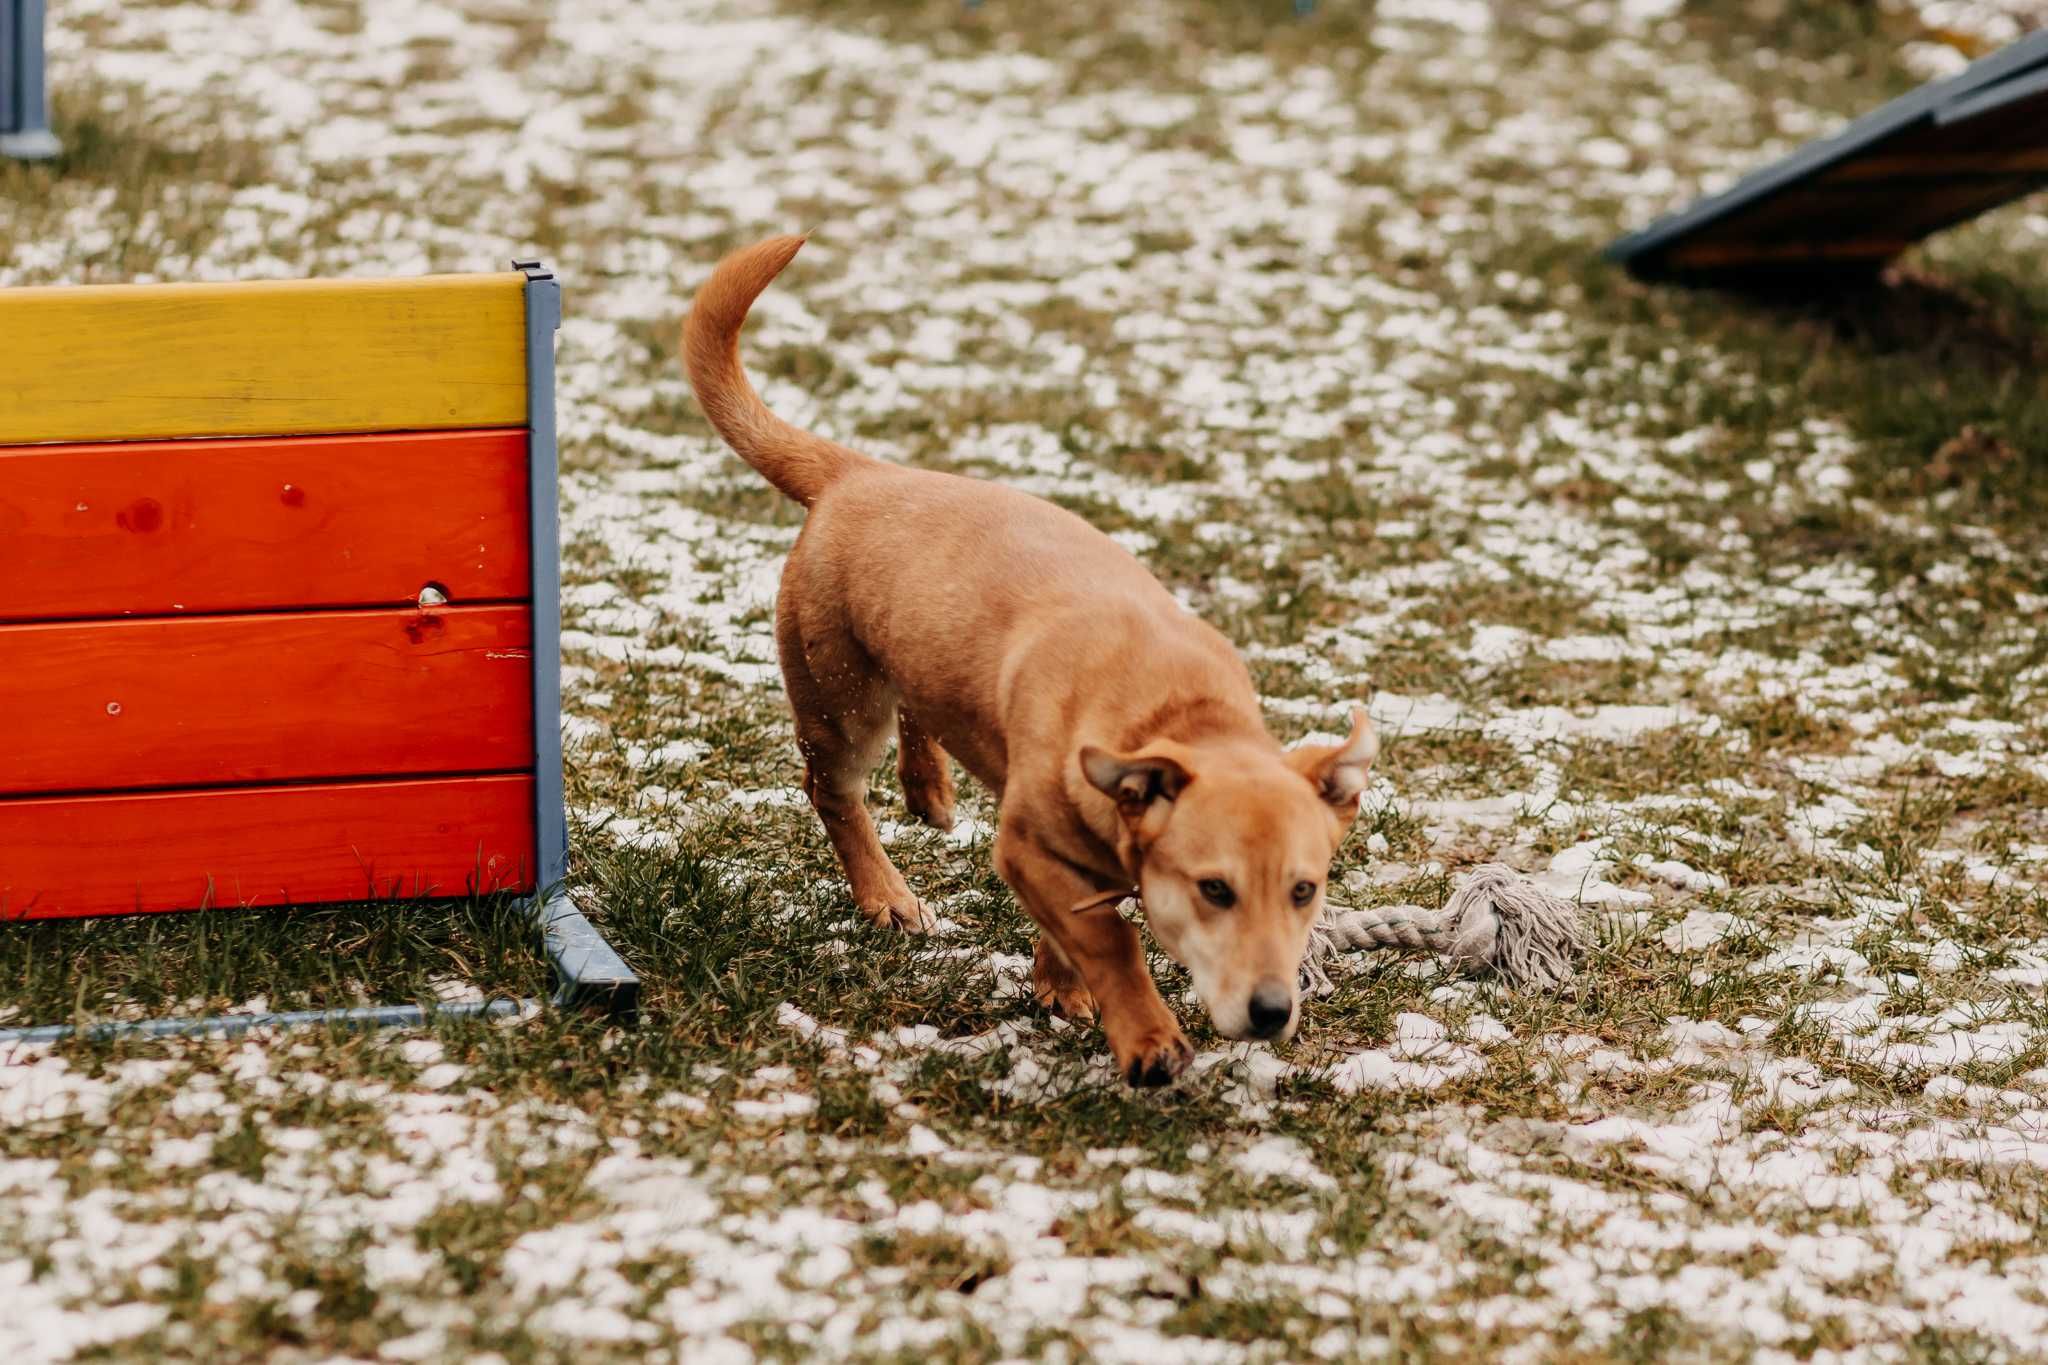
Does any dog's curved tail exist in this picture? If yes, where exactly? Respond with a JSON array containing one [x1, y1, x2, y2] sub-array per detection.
[[682, 234, 869, 507]]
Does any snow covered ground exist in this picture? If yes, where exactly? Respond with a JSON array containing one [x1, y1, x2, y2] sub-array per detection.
[[5, 0, 2048, 1359]]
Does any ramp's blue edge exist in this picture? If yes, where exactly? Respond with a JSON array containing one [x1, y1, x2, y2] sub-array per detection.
[[1936, 63, 2048, 126], [516, 260, 641, 1021], [1606, 29, 2048, 277], [0, 998, 529, 1047], [1, 0, 62, 160]]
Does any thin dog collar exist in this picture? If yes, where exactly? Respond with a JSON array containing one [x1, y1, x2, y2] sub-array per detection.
[[1069, 886, 1140, 915]]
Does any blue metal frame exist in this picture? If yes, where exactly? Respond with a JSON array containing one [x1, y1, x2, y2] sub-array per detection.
[[1607, 30, 2048, 280], [513, 260, 640, 1017], [0, 263, 639, 1046], [1, 0, 61, 160]]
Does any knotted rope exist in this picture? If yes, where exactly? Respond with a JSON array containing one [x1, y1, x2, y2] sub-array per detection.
[[1070, 862, 1587, 995], [1300, 863, 1586, 994]]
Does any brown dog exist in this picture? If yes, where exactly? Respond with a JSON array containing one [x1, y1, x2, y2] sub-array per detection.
[[684, 236, 1378, 1086]]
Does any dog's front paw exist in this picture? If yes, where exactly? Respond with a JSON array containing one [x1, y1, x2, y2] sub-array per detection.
[[1115, 1027, 1194, 1089], [860, 892, 935, 934]]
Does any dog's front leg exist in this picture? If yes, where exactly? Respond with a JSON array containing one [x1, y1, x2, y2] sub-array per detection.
[[995, 835, 1193, 1088]]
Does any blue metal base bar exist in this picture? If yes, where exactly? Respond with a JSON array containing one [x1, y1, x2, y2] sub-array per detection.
[[536, 886, 640, 1016], [0, 126, 58, 159], [0, 998, 527, 1047]]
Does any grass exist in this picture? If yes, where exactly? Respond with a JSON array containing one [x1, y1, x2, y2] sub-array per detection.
[[1, 894, 544, 1028], [7, 0, 2048, 1357], [0, 80, 270, 282]]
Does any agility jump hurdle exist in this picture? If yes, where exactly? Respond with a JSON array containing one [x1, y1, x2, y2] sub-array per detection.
[[0, 262, 637, 1039]]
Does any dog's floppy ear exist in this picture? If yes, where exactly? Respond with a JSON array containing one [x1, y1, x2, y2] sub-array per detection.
[[1080, 744, 1194, 819], [1288, 705, 1379, 808]]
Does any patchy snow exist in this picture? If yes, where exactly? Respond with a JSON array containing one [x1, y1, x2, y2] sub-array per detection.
[[9, 0, 2048, 1356]]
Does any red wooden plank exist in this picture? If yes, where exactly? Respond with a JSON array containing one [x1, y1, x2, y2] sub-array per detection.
[[0, 605, 535, 796], [0, 774, 536, 920], [0, 429, 531, 623]]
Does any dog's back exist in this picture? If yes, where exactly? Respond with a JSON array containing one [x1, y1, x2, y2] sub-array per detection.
[[683, 236, 1244, 791]]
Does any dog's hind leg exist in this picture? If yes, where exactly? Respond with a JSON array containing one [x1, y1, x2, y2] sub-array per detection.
[[778, 602, 934, 934], [896, 709, 957, 832], [1032, 936, 1097, 1023]]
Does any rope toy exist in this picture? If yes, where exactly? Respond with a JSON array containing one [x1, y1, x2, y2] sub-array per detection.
[[1300, 863, 1587, 995], [1071, 863, 1587, 994]]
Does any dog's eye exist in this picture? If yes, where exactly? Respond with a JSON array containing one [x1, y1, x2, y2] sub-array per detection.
[[1291, 880, 1318, 906], [1198, 879, 1235, 908]]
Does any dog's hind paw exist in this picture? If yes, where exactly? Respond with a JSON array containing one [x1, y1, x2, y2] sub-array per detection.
[[1034, 978, 1098, 1024], [1116, 1028, 1194, 1089], [861, 892, 936, 934], [902, 777, 956, 832], [905, 791, 957, 832], [1032, 941, 1097, 1023]]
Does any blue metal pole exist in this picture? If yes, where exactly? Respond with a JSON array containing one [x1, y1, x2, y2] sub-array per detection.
[[1, 0, 61, 160], [516, 261, 571, 896], [513, 260, 640, 1019]]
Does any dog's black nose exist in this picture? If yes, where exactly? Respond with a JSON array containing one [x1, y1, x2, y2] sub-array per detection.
[[1246, 982, 1294, 1039]]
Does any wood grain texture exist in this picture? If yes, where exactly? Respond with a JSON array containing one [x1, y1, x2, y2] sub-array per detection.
[[0, 605, 535, 796], [0, 273, 528, 445], [1826, 149, 2048, 180], [0, 429, 533, 622], [1666, 239, 1910, 268], [0, 774, 537, 919]]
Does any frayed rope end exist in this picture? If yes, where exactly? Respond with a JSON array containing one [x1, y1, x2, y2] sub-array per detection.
[[1436, 863, 1586, 990], [1300, 863, 1587, 994]]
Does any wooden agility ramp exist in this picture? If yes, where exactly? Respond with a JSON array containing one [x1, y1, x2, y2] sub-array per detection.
[[1609, 30, 2048, 282]]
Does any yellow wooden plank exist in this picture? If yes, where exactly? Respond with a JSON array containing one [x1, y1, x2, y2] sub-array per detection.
[[0, 273, 528, 445]]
